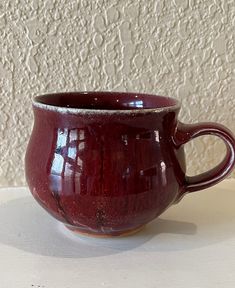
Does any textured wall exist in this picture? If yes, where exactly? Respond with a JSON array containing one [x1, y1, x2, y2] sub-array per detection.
[[0, 0, 235, 186]]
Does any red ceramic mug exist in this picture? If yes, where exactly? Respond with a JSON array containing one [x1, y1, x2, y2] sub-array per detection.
[[25, 92, 235, 237]]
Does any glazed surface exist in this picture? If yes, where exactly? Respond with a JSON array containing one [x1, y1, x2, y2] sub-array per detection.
[[25, 95, 185, 235]]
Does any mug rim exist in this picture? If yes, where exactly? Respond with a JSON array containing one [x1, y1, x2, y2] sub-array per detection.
[[32, 91, 181, 114]]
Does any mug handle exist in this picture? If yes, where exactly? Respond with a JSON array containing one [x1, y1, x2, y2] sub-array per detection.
[[173, 122, 235, 194]]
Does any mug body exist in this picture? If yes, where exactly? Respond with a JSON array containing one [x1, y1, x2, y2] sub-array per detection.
[[25, 92, 185, 236]]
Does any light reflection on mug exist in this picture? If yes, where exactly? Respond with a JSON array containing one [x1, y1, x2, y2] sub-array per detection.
[[49, 128, 85, 195]]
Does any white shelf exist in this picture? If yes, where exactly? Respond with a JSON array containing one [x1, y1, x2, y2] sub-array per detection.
[[0, 180, 235, 288]]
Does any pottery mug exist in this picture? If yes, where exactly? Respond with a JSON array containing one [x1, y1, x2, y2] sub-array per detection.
[[25, 92, 235, 237]]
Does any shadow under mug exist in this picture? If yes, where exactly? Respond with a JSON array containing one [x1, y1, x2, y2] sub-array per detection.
[[25, 92, 235, 237]]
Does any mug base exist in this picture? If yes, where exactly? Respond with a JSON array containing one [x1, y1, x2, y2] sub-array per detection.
[[65, 225, 145, 238]]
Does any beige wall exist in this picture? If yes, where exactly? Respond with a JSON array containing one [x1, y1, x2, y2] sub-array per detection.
[[0, 0, 234, 186]]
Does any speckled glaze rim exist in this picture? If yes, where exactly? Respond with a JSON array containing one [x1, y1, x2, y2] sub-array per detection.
[[32, 91, 181, 114]]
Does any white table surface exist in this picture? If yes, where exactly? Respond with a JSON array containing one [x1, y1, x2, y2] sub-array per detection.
[[0, 180, 235, 288]]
